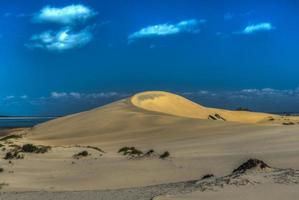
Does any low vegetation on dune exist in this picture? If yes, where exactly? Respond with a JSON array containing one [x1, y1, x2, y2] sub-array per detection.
[[0, 135, 22, 142], [3, 143, 51, 160], [4, 151, 24, 160], [118, 147, 170, 159], [282, 122, 295, 125], [118, 147, 143, 157], [73, 150, 89, 159], [232, 159, 270, 174], [159, 151, 170, 159], [21, 144, 51, 153], [201, 174, 215, 180]]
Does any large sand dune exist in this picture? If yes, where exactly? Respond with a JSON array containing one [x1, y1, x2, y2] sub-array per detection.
[[28, 91, 296, 145], [1, 91, 299, 199]]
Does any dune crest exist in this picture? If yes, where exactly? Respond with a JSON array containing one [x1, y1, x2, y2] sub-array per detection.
[[131, 91, 275, 123]]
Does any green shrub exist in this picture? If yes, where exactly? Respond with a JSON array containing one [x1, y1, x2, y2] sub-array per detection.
[[21, 144, 51, 153]]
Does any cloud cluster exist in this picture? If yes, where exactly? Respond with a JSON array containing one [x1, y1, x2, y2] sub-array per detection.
[[129, 19, 203, 42], [50, 91, 122, 99], [242, 23, 274, 34], [29, 27, 93, 51], [33, 4, 96, 25], [28, 4, 96, 52]]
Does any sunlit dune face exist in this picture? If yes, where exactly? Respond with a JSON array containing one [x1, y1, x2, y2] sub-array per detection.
[[131, 91, 299, 124]]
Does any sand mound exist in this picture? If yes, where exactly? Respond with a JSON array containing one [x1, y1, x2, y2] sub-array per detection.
[[131, 91, 275, 123]]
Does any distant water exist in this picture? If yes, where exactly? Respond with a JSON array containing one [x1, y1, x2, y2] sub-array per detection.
[[0, 117, 56, 128]]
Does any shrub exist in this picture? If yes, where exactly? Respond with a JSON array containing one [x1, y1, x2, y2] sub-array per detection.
[[201, 174, 214, 180], [118, 147, 143, 157], [21, 144, 51, 153], [0, 168, 3, 173], [4, 151, 24, 160], [73, 150, 89, 159], [282, 122, 295, 125], [144, 149, 155, 157], [0, 135, 22, 141], [159, 151, 170, 159]]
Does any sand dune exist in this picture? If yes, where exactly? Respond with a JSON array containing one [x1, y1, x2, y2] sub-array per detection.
[[1, 91, 299, 198], [28, 91, 298, 145]]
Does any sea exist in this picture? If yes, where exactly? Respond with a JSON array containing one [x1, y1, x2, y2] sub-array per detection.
[[0, 117, 56, 128]]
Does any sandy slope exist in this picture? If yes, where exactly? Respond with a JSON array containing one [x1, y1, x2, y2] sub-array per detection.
[[1, 91, 299, 198], [27, 91, 298, 145]]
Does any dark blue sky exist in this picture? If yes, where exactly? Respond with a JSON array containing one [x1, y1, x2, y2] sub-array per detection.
[[1, 0, 299, 116]]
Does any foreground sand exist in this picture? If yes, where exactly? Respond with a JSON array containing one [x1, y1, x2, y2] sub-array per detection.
[[1, 91, 299, 199]]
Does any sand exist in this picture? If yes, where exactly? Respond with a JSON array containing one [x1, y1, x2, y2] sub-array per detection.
[[1, 91, 299, 199]]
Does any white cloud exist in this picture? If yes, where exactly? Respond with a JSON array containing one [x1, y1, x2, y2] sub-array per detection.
[[34, 4, 96, 25], [28, 27, 93, 51], [4, 95, 15, 100], [242, 23, 274, 34], [49, 92, 123, 99], [128, 19, 202, 42], [51, 92, 68, 98]]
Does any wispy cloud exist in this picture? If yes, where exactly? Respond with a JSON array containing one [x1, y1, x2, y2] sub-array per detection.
[[33, 4, 96, 25], [241, 22, 275, 34], [4, 95, 15, 100], [49, 92, 123, 99], [128, 19, 203, 42], [27, 27, 93, 52]]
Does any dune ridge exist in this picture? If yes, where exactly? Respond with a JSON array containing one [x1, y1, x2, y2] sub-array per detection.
[[131, 91, 275, 123]]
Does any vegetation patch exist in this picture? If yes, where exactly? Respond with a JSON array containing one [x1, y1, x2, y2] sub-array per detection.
[[4, 151, 24, 160], [201, 174, 215, 180], [282, 122, 295, 125], [73, 150, 89, 159], [21, 144, 51, 153], [159, 151, 170, 159], [0, 134, 22, 141], [143, 149, 155, 157], [118, 147, 143, 157], [232, 159, 270, 174], [0, 167, 3, 173]]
